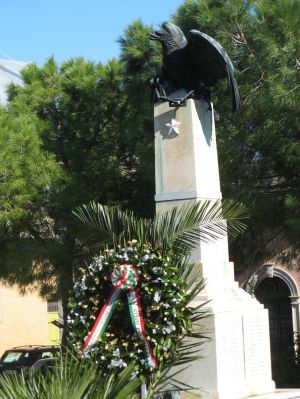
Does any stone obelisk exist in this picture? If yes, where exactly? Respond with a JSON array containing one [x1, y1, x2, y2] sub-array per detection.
[[154, 98, 275, 399]]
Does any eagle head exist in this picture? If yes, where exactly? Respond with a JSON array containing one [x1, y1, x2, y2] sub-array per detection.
[[149, 22, 187, 54]]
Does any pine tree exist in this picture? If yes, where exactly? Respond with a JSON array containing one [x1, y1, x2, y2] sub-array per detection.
[[1, 56, 151, 341], [172, 0, 300, 275]]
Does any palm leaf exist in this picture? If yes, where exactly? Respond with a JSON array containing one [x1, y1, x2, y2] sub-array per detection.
[[73, 199, 248, 257], [0, 354, 139, 399], [94, 363, 139, 399]]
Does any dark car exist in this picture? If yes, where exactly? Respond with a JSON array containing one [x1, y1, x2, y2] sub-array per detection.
[[0, 345, 60, 375]]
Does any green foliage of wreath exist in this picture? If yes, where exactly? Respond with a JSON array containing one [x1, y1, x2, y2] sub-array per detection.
[[67, 242, 196, 380]]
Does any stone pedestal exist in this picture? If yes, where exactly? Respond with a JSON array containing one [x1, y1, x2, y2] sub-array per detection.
[[154, 99, 275, 399]]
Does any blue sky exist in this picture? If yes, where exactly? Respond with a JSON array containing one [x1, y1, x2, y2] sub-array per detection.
[[1, 0, 183, 65]]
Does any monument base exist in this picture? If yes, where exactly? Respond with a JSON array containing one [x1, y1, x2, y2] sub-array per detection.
[[175, 262, 275, 399], [181, 390, 300, 399]]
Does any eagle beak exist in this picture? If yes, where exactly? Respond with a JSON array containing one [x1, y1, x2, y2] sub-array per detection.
[[149, 31, 163, 41]]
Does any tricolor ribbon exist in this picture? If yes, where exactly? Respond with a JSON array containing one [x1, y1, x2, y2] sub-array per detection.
[[80, 263, 156, 369]]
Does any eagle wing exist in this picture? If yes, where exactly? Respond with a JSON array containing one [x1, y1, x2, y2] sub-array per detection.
[[185, 29, 240, 112]]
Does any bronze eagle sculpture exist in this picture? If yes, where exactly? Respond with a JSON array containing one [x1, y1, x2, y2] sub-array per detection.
[[149, 22, 240, 112]]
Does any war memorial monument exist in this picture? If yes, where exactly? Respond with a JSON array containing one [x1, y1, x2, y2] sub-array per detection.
[[149, 22, 297, 399]]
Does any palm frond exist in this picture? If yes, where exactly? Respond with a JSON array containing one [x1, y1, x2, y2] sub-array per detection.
[[158, 199, 248, 257], [73, 199, 248, 257], [0, 354, 139, 399], [0, 372, 36, 399], [91, 362, 139, 399], [41, 353, 96, 399]]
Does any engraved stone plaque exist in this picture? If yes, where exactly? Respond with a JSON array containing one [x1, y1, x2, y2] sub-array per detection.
[[243, 310, 272, 382], [215, 313, 246, 387]]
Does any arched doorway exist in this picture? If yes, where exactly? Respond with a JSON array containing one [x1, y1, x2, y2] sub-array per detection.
[[255, 277, 294, 360], [255, 276, 297, 387], [246, 266, 300, 339]]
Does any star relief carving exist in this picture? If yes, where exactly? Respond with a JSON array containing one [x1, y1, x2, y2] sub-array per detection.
[[165, 118, 180, 136]]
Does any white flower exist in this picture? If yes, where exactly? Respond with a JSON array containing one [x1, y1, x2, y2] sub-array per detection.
[[130, 371, 139, 380], [80, 351, 90, 359], [153, 292, 161, 303], [168, 322, 176, 331], [142, 254, 149, 261], [112, 348, 120, 356], [162, 326, 172, 334], [80, 278, 87, 290], [163, 303, 170, 309], [73, 282, 80, 291], [100, 356, 105, 360], [73, 278, 87, 296], [152, 267, 160, 274], [152, 329, 157, 334], [108, 359, 127, 369], [89, 256, 103, 271]]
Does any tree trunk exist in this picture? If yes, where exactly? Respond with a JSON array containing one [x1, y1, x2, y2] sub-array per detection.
[[61, 278, 73, 347], [60, 231, 76, 347]]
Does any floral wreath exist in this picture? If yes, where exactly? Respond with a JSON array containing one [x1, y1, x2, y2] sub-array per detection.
[[67, 241, 192, 379]]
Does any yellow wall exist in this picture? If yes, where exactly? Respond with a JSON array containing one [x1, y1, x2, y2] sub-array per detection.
[[48, 312, 60, 345], [0, 285, 49, 356]]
